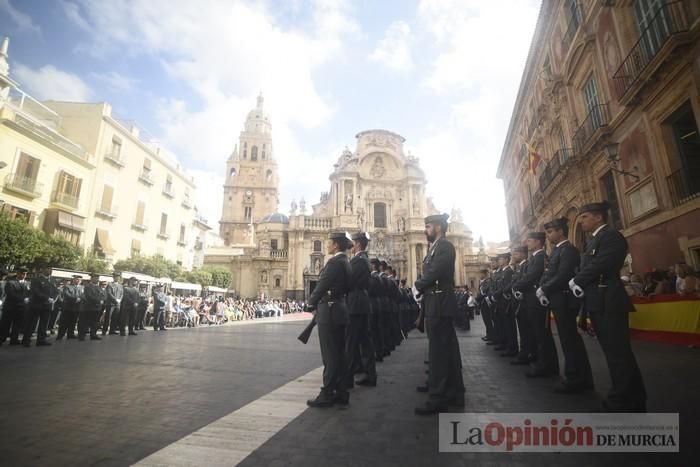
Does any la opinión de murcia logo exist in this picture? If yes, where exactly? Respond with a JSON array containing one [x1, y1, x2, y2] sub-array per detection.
[[439, 413, 679, 453]]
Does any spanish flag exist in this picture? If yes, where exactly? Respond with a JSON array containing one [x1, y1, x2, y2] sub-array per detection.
[[525, 142, 541, 175]]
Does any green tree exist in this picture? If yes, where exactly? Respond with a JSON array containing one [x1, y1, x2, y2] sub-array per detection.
[[37, 234, 82, 269], [0, 213, 43, 267], [186, 269, 212, 287], [75, 248, 111, 274], [202, 266, 232, 289], [113, 254, 182, 279]]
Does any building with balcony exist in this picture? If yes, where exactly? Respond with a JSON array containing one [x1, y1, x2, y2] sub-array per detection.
[[44, 100, 206, 270], [497, 0, 700, 272], [0, 38, 93, 245], [205, 98, 477, 299], [0, 37, 210, 270]]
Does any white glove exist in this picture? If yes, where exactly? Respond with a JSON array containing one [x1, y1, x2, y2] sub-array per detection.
[[485, 297, 491, 307], [536, 287, 545, 299], [48, 298, 54, 304], [569, 279, 584, 298], [490, 295, 497, 304], [513, 290, 523, 301], [76, 298, 81, 303], [411, 285, 422, 303], [100, 300, 104, 305], [0, 300, 3, 306], [539, 295, 550, 307], [23, 298, 30, 304]]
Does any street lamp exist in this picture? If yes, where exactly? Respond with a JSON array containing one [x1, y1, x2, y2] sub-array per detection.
[[604, 143, 640, 182]]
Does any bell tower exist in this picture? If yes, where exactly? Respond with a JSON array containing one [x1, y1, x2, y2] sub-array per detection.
[[220, 94, 280, 245]]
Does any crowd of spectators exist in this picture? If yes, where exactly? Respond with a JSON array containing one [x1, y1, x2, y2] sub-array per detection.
[[623, 263, 700, 298], [164, 295, 306, 328]]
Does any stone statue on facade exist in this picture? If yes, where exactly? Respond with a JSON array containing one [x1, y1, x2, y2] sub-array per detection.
[[357, 208, 365, 229], [344, 193, 353, 213], [299, 197, 306, 214], [290, 199, 297, 215]]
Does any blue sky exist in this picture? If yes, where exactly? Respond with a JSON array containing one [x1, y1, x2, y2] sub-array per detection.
[[0, 0, 541, 242]]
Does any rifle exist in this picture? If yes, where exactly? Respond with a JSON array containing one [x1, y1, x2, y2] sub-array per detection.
[[297, 314, 317, 344]]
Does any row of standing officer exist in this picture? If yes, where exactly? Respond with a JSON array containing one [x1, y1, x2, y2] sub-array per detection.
[[476, 201, 646, 412], [304, 231, 419, 408], [0, 269, 164, 346]]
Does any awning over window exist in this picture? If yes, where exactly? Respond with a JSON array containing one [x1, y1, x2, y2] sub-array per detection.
[[44, 209, 85, 233], [94, 228, 115, 255]]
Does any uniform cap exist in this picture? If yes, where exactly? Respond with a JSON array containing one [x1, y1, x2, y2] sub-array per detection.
[[424, 213, 449, 225], [351, 232, 370, 241], [513, 246, 528, 255], [579, 201, 611, 214], [544, 217, 568, 230], [527, 231, 546, 242]]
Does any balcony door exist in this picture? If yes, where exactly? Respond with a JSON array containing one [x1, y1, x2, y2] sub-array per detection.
[[583, 76, 601, 128], [667, 102, 700, 203], [634, 0, 671, 59]]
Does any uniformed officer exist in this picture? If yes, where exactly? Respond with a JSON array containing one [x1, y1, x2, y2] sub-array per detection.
[[513, 232, 558, 377], [345, 232, 377, 388], [368, 258, 385, 362], [414, 213, 465, 415], [79, 273, 105, 341], [306, 231, 353, 408], [104, 272, 124, 335], [486, 257, 499, 344], [378, 260, 395, 355], [0, 267, 29, 346], [23, 264, 56, 347], [136, 284, 149, 330], [499, 251, 522, 357], [538, 217, 594, 393], [487, 257, 504, 346], [152, 284, 167, 331], [491, 253, 513, 353], [386, 265, 403, 347], [569, 201, 646, 412], [48, 278, 67, 335], [476, 268, 494, 342], [57, 275, 83, 340], [121, 277, 140, 336], [510, 246, 533, 365]]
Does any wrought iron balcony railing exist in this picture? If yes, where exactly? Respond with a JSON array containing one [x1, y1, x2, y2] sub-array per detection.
[[667, 168, 700, 208], [4, 173, 43, 198], [613, 1, 691, 100], [573, 103, 609, 154], [104, 152, 125, 167], [52, 190, 80, 209], [96, 204, 118, 219]]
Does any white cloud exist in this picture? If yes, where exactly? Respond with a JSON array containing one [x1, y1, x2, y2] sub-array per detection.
[[90, 71, 138, 93], [62, 0, 359, 226], [0, 0, 41, 34], [14, 64, 94, 101], [369, 20, 414, 72], [409, 0, 540, 241]]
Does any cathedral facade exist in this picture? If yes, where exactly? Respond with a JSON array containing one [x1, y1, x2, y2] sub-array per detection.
[[205, 97, 476, 300]]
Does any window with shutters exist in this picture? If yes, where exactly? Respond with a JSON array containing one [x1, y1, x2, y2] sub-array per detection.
[[8, 152, 41, 196], [97, 184, 116, 218], [313, 240, 322, 252], [243, 142, 247, 159], [270, 239, 278, 250], [133, 201, 147, 230], [131, 239, 141, 256], [251, 146, 258, 161], [244, 206, 252, 220], [179, 224, 186, 244], [159, 213, 168, 237], [262, 144, 266, 159], [139, 158, 153, 184], [54, 171, 82, 209]]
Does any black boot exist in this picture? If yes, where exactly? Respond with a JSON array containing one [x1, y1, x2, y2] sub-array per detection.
[[307, 391, 334, 408]]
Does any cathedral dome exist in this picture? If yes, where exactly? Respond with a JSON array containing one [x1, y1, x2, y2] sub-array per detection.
[[260, 212, 289, 224]]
